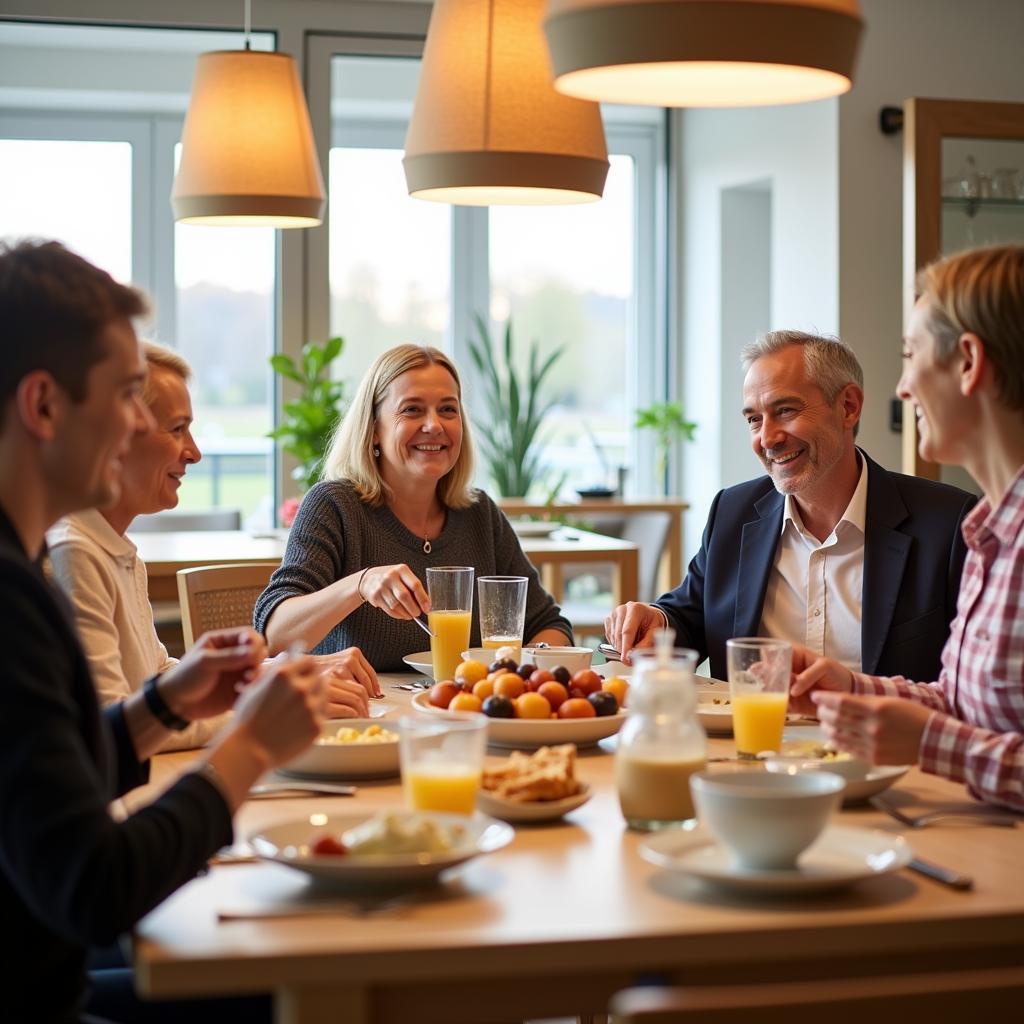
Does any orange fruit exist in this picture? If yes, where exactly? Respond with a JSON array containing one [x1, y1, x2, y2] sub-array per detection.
[[558, 697, 597, 719], [494, 672, 526, 699], [601, 675, 629, 706], [515, 692, 553, 719], [428, 680, 460, 709], [537, 680, 569, 711], [449, 692, 483, 714], [571, 669, 603, 696], [455, 659, 488, 685], [472, 678, 495, 701]]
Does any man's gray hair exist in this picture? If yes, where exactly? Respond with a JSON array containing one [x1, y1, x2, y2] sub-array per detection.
[[741, 330, 863, 404]]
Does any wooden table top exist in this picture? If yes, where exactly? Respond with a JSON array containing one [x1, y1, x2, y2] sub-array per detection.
[[132, 679, 1024, 1021]]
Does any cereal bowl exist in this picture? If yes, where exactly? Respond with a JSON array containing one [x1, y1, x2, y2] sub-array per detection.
[[691, 769, 845, 871], [521, 646, 593, 674], [282, 719, 401, 779]]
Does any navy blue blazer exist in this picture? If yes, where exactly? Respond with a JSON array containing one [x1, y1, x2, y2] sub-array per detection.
[[656, 453, 977, 681]]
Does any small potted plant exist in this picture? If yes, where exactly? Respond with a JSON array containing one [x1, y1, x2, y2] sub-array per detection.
[[268, 336, 346, 524], [634, 401, 697, 494]]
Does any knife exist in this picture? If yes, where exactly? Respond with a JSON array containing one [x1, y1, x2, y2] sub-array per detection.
[[907, 856, 973, 891], [248, 782, 357, 798]]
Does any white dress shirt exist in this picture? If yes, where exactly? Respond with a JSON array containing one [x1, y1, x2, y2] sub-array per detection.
[[46, 509, 226, 751], [757, 453, 868, 670]]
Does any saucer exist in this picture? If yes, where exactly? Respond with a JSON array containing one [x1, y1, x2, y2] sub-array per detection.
[[477, 783, 592, 823], [639, 824, 911, 895]]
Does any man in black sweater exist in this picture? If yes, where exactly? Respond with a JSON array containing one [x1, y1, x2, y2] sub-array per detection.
[[0, 240, 326, 1022]]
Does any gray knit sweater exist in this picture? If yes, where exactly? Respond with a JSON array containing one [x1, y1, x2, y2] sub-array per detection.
[[253, 480, 573, 671]]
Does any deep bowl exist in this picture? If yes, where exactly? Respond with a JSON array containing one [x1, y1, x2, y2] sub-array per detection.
[[691, 769, 845, 871], [521, 646, 593, 674]]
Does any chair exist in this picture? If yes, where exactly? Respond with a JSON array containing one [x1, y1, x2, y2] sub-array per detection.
[[131, 507, 242, 533], [609, 967, 1024, 1024], [176, 562, 277, 648]]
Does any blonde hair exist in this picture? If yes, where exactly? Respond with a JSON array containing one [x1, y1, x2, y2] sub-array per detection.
[[917, 245, 1024, 412], [322, 344, 477, 509], [141, 341, 191, 406]]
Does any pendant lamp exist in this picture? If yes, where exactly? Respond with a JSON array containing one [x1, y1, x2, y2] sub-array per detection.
[[543, 0, 864, 108], [172, 4, 324, 227], [404, 0, 610, 206]]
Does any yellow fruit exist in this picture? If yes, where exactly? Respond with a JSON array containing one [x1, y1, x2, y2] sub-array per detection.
[[449, 692, 483, 714], [515, 692, 553, 719], [472, 678, 495, 701], [602, 675, 629, 706], [494, 672, 526, 699], [455, 659, 488, 685]]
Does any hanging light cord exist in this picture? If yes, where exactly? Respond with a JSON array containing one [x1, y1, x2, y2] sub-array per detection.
[[482, 0, 494, 149], [243, 0, 252, 51]]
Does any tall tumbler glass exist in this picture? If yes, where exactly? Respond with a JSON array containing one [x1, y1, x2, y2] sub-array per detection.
[[477, 576, 528, 662], [726, 637, 793, 758], [426, 566, 474, 682]]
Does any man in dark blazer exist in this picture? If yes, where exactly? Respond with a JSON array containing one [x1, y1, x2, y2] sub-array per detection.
[[606, 330, 975, 682]]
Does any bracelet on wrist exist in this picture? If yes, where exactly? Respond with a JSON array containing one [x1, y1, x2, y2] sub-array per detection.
[[143, 673, 190, 732], [356, 566, 371, 603]]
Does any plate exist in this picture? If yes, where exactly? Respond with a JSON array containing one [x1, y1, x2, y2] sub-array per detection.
[[249, 811, 513, 885], [281, 719, 401, 779], [510, 519, 561, 539], [695, 679, 813, 736], [765, 759, 910, 805], [640, 824, 911, 895], [477, 783, 593, 823], [411, 691, 626, 749]]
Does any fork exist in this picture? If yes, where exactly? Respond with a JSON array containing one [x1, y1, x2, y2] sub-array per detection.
[[870, 796, 1018, 828]]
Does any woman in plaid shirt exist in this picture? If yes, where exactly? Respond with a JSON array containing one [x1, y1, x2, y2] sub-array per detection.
[[791, 245, 1024, 811]]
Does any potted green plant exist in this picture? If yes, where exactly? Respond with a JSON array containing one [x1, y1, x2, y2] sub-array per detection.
[[268, 337, 347, 520], [634, 401, 698, 492], [467, 314, 565, 499]]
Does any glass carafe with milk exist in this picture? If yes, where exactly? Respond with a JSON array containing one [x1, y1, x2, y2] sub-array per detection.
[[615, 633, 706, 831]]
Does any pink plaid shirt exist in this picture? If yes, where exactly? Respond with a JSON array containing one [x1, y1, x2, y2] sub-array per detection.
[[852, 462, 1024, 810]]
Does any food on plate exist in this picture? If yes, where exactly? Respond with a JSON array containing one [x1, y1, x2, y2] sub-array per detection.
[[429, 680, 460, 709], [310, 833, 348, 856], [493, 672, 526, 699], [449, 692, 483, 713], [529, 668, 555, 687], [482, 694, 516, 718], [326, 812, 467, 856], [472, 678, 495, 701], [319, 723, 399, 745], [551, 665, 571, 686], [488, 657, 517, 674], [455, 659, 488, 685], [779, 739, 852, 761], [481, 744, 580, 803], [558, 697, 597, 719], [601, 675, 629, 706], [570, 669, 603, 696], [516, 662, 537, 681], [515, 692, 552, 720], [588, 691, 618, 717], [537, 680, 569, 710]]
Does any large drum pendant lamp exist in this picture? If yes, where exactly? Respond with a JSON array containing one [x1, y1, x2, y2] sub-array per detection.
[[172, 49, 325, 227], [544, 0, 864, 107], [404, 0, 609, 205]]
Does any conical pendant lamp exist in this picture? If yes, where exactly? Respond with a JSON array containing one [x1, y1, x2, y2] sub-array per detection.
[[544, 0, 864, 108], [404, 0, 609, 206], [172, 48, 325, 227]]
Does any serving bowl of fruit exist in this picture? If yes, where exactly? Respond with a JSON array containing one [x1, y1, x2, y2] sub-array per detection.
[[411, 653, 630, 749]]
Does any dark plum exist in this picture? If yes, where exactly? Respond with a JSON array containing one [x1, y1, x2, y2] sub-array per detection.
[[516, 662, 537, 680], [483, 694, 516, 718], [551, 665, 571, 686], [488, 658, 518, 674], [588, 691, 619, 717]]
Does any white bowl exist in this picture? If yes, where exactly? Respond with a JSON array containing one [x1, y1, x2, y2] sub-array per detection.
[[521, 646, 593, 674], [282, 719, 401, 779], [690, 770, 845, 871]]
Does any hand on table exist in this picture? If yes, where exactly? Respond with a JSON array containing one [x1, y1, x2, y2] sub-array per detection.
[[323, 670, 371, 718], [359, 564, 430, 622], [603, 602, 664, 664], [811, 691, 931, 766], [159, 627, 267, 722], [312, 646, 381, 698]]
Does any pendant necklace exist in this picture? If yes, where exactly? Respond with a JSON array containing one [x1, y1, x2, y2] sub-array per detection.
[[423, 536, 432, 554]]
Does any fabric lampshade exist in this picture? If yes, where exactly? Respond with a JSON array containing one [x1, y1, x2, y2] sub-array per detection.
[[404, 0, 610, 205], [544, 0, 864, 107], [172, 50, 325, 227]]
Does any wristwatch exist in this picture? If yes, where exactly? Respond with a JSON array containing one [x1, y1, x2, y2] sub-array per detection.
[[143, 674, 190, 732]]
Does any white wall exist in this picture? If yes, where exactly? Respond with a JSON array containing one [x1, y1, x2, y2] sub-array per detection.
[[838, 0, 1024, 473], [678, 98, 839, 556]]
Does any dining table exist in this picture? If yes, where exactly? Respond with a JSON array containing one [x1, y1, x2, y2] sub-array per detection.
[[130, 678, 1024, 1024]]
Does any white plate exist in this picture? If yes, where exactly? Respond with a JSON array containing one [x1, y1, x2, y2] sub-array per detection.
[[410, 691, 626, 749], [281, 720, 401, 779], [477, 782, 593, 823], [510, 519, 561, 539], [249, 811, 513, 885], [765, 759, 910, 805], [696, 679, 813, 736], [640, 823, 911, 895]]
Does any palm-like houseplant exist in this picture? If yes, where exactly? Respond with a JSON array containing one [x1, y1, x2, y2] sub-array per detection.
[[467, 314, 564, 498], [634, 401, 698, 492], [268, 336, 347, 494]]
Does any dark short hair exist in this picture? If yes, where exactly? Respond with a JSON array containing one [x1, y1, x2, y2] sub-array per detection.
[[0, 239, 148, 407]]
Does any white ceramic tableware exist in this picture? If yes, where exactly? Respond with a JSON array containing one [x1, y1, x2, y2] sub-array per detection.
[[691, 769, 845, 871], [639, 824, 911, 895], [281, 719, 401, 779], [249, 811, 513, 884], [410, 691, 625, 749], [764, 758, 910, 805], [521, 646, 593, 674], [476, 782, 593, 823], [510, 519, 560, 539]]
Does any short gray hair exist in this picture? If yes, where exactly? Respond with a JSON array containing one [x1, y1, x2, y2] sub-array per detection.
[[141, 341, 191, 406], [741, 330, 863, 403]]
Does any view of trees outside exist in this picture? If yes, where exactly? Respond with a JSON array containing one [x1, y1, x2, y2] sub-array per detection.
[[488, 154, 635, 498]]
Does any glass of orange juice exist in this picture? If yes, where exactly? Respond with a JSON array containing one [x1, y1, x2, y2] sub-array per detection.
[[726, 637, 793, 759], [426, 566, 474, 681], [400, 713, 487, 815], [477, 576, 528, 663]]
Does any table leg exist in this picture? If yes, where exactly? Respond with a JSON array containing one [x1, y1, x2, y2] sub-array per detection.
[[278, 985, 369, 1024]]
